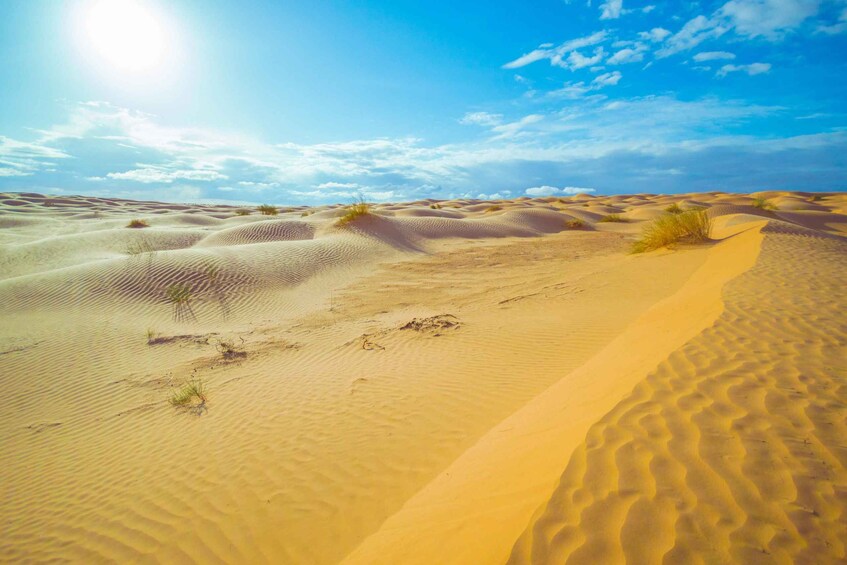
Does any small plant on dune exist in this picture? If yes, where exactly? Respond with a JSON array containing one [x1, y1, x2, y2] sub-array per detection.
[[632, 209, 712, 253], [169, 378, 207, 407], [751, 197, 777, 210], [566, 218, 586, 229], [598, 214, 626, 223], [124, 236, 156, 256], [235, 209, 251, 216], [166, 282, 196, 322], [485, 205, 503, 213], [300, 210, 313, 217], [336, 197, 371, 226], [257, 204, 279, 216], [810, 194, 824, 202], [429, 203, 442, 209], [127, 219, 149, 228], [146, 328, 159, 344], [664, 202, 684, 214]]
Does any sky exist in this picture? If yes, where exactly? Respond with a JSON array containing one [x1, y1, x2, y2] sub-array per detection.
[[0, 0, 845, 204]]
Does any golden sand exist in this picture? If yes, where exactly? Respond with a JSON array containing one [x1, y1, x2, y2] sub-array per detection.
[[0, 191, 845, 563]]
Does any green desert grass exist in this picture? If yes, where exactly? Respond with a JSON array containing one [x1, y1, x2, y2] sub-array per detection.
[[169, 378, 206, 407], [632, 209, 711, 253], [257, 204, 279, 215], [126, 219, 149, 228], [598, 214, 626, 223], [336, 198, 371, 226], [752, 197, 777, 210], [664, 202, 683, 214]]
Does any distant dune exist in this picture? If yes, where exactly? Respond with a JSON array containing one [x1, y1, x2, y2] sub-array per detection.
[[1, 190, 845, 563]]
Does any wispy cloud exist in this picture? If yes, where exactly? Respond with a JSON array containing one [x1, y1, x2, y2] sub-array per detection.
[[525, 185, 596, 196], [459, 111, 503, 126], [599, 0, 623, 20], [717, 62, 772, 77], [694, 51, 736, 61], [502, 31, 608, 70]]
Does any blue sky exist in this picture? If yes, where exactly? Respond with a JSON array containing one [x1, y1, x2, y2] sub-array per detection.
[[1, 0, 845, 204]]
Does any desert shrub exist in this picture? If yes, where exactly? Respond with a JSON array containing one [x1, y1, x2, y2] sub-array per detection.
[[336, 198, 371, 226], [751, 197, 777, 210], [430, 203, 442, 209], [166, 283, 195, 322], [485, 205, 503, 213], [632, 209, 711, 253], [257, 204, 278, 215], [566, 218, 586, 229], [169, 379, 206, 407], [235, 209, 250, 216], [664, 202, 683, 214], [810, 194, 824, 202], [127, 219, 149, 228], [598, 214, 626, 223]]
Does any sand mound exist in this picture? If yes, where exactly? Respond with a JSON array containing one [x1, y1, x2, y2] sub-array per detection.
[[509, 221, 847, 564], [196, 219, 316, 247]]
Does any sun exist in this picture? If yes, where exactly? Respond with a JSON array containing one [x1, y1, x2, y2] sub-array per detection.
[[82, 0, 166, 72]]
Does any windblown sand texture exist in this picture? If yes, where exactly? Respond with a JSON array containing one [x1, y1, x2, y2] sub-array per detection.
[[1, 190, 845, 563]]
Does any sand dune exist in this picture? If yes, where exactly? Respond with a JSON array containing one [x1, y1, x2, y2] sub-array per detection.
[[1, 190, 845, 563]]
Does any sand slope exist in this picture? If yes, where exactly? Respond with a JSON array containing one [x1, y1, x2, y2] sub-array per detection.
[[1, 191, 845, 563]]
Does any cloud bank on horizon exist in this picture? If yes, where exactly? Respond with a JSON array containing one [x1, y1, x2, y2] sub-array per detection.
[[0, 0, 845, 204]]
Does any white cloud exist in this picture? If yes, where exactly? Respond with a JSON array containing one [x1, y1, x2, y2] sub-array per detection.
[[600, 0, 623, 20], [608, 47, 645, 64], [106, 167, 228, 183], [567, 47, 607, 69], [657, 15, 728, 57], [717, 62, 772, 76], [549, 71, 622, 99], [317, 181, 359, 189], [719, 0, 821, 39], [694, 51, 736, 61], [592, 71, 623, 87], [638, 27, 672, 42], [490, 114, 545, 139], [0, 167, 32, 177], [525, 185, 596, 196], [460, 112, 503, 126], [503, 31, 608, 69]]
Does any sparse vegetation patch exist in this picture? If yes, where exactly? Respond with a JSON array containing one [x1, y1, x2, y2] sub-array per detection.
[[169, 378, 207, 408], [258, 204, 279, 215], [664, 202, 683, 214], [752, 197, 777, 210], [566, 218, 586, 229], [127, 219, 149, 228], [336, 198, 371, 226], [235, 209, 251, 216], [598, 214, 626, 223], [632, 209, 712, 253], [166, 283, 196, 322], [485, 205, 503, 213], [216, 338, 246, 360]]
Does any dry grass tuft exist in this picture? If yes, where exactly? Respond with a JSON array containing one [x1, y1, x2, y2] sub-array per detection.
[[632, 209, 711, 253], [566, 218, 586, 229], [752, 197, 777, 210], [257, 204, 279, 215], [126, 219, 149, 228], [485, 205, 503, 213], [336, 198, 371, 226], [664, 202, 683, 214], [234, 209, 251, 216], [429, 203, 442, 209], [166, 283, 196, 322], [169, 378, 207, 407], [598, 214, 626, 223]]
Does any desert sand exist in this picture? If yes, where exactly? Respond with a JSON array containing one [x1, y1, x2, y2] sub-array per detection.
[[1, 190, 845, 563]]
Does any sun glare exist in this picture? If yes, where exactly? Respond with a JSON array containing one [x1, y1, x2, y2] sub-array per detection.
[[82, 0, 166, 72]]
